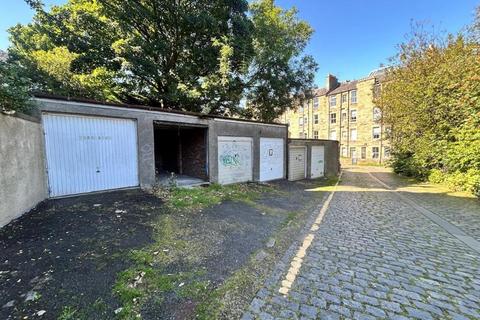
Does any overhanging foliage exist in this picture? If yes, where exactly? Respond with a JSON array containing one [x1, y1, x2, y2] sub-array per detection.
[[378, 14, 480, 196], [3, 0, 316, 121]]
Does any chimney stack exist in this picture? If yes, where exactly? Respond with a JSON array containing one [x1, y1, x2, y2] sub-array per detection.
[[326, 74, 339, 91]]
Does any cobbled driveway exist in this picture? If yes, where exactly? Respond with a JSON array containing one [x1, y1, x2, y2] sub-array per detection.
[[244, 167, 480, 320]]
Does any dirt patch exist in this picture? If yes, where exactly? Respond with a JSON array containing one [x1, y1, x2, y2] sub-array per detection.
[[0, 179, 334, 320], [195, 178, 333, 319], [0, 190, 161, 320]]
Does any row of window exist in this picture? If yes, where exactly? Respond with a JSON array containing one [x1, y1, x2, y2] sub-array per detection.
[[329, 90, 357, 107], [330, 108, 381, 124], [341, 146, 390, 159], [330, 127, 382, 140], [300, 90, 359, 112], [299, 107, 381, 126]]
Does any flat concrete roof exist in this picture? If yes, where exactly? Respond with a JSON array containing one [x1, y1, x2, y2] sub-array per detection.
[[34, 93, 288, 128]]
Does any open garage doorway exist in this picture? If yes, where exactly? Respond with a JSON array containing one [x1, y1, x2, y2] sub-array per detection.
[[153, 122, 209, 187]]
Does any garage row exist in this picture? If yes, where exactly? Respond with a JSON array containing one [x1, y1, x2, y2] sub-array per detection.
[[36, 96, 339, 198]]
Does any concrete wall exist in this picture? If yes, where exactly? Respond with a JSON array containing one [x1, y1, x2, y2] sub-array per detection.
[[35, 98, 210, 188], [0, 113, 48, 228], [208, 119, 288, 183], [35, 98, 288, 187], [288, 139, 340, 178]]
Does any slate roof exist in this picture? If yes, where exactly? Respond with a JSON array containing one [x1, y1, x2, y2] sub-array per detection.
[[312, 87, 328, 97], [368, 67, 388, 78], [310, 81, 359, 97], [309, 67, 388, 98], [327, 80, 358, 96]]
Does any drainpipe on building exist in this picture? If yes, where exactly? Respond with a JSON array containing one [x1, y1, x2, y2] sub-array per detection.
[[379, 83, 384, 165], [310, 99, 313, 139], [347, 91, 350, 157], [327, 98, 330, 140], [379, 120, 383, 165], [339, 95, 342, 146], [285, 122, 289, 179]]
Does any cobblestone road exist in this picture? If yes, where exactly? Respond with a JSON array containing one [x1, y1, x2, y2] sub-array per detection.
[[370, 170, 480, 243], [244, 167, 480, 320]]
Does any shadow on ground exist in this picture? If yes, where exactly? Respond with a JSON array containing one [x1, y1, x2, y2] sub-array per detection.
[[0, 179, 330, 320]]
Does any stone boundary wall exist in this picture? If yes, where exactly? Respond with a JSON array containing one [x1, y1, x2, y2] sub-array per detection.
[[0, 112, 47, 228]]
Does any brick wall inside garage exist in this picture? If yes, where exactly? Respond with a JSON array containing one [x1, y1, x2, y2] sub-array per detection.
[[181, 128, 208, 180]]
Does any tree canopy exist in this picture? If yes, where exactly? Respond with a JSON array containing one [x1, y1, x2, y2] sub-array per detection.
[[8, 0, 119, 101], [0, 60, 32, 113], [243, 0, 317, 122], [98, 0, 254, 113], [378, 14, 480, 196], [3, 0, 316, 121]]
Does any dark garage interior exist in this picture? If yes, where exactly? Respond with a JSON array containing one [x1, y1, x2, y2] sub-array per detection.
[[153, 122, 208, 186]]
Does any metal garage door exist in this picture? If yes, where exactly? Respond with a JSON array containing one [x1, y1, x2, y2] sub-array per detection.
[[260, 138, 284, 182], [311, 146, 325, 178], [288, 146, 306, 181], [43, 113, 139, 197], [218, 136, 253, 184]]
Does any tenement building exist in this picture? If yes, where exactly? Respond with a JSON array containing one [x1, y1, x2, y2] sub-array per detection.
[[280, 70, 390, 163]]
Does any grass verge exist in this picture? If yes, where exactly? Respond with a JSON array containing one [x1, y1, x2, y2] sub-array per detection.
[[110, 177, 336, 319], [112, 182, 277, 319], [152, 183, 276, 212], [194, 178, 339, 319]]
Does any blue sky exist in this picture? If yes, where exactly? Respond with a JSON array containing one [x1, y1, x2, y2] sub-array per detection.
[[1, 0, 478, 85], [275, 0, 478, 84], [0, 0, 64, 47]]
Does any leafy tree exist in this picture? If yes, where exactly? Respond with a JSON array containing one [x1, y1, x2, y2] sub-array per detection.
[[10, 0, 316, 120], [9, 0, 120, 100], [99, 0, 254, 113], [378, 16, 480, 195], [0, 61, 32, 113], [243, 0, 317, 122], [24, 0, 43, 10]]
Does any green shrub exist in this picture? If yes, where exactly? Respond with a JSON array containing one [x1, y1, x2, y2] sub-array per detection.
[[428, 168, 480, 197], [391, 152, 429, 180], [428, 169, 445, 184], [0, 61, 32, 113]]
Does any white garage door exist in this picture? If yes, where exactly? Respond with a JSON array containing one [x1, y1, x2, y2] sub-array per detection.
[[288, 146, 306, 181], [218, 136, 253, 184], [260, 138, 284, 182], [43, 113, 139, 197], [311, 146, 325, 178]]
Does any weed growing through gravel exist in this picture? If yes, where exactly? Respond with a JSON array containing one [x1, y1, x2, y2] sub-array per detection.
[[194, 178, 339, 319], [112, 214, 206, 319], [57, 306, 78, 320], [113, 182, 278, 319], [193, 207, 304, 320], [152, 183, 276, 212], [111, 179, 339, 319]]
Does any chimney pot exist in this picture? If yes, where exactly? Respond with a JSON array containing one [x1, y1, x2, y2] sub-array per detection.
[[326, 74, 339, 91]]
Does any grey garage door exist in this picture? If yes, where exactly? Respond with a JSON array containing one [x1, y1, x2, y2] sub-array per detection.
[[288, 146, 306, 181], [217, 136, 253, 184]]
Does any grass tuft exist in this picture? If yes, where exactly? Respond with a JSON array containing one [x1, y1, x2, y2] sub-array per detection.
[[152, 183, 276, 212], [110, 178, 334, 319], [57, 306, 78, 320]]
